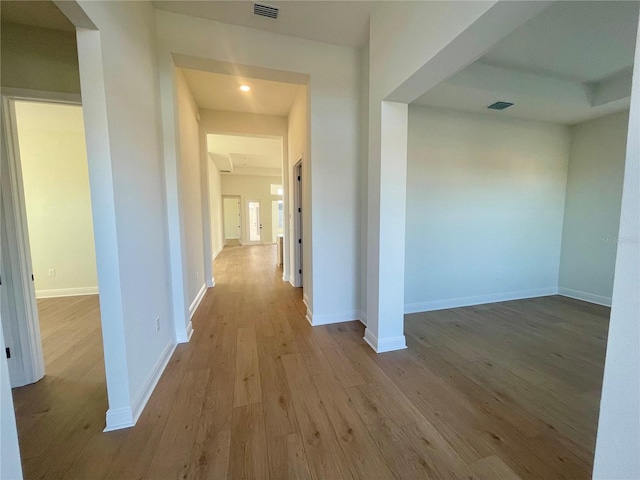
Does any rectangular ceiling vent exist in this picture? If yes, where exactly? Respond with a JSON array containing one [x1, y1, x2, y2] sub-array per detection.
[[487, 101, 514, 111], [254, 3, 279, 19]]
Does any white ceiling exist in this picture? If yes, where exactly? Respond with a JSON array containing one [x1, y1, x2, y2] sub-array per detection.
[[414, 1, 640, 125], [152, 0, 373, 48], [182, 68, 300, 116], [1, 0, 75, 32], [207, 133, 282, 176]]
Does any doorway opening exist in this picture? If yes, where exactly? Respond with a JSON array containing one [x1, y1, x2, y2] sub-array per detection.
[[247, 200, 262, 244], [1, 98, 105, 416]]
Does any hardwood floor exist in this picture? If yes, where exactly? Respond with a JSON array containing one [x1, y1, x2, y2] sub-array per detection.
[[12, 245, 609, 479]]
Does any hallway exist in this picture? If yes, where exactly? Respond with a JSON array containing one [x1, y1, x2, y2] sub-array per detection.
[[13, 244, 605, 479]]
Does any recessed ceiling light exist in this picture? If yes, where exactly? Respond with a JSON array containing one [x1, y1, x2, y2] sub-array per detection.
[[240, 85, 251, 92]]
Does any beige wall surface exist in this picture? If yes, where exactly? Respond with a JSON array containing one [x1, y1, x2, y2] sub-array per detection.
[[220, 174, 283, 245], [405, 105, 570, 309], [176, 69, 206, 305], [559, 111, 629, 305], [208, 158, 224, 256], [15, 101, 98, 297], [1, 22, 81, 94], [287, 87, 308, 284]]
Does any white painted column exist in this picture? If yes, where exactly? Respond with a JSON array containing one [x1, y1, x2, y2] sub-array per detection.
[[364, 101, 408, 353], [157, 55, 191, 343], [76, 28, 133, 430], [593, 12, 640, 479]]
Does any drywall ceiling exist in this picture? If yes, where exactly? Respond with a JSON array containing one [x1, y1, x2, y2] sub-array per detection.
[[152, 1, 373, 48], [207, 133, 282, 176], [414, 1, 639, 125], [0, 0, 75, 32], [182, 68, 300, 116]]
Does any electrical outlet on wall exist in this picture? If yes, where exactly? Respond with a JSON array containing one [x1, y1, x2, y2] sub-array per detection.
[[155, 317, 160, 333], [48, 269, 56, 277]]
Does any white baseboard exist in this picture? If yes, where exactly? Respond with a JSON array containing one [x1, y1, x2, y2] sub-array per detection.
[[176, 321, 194, 344], [104, 340, 176, 432], [558, 287, 612, 307], [357, 310, 367, 326], [282, 273, 290, 282], [189, 283, 207, 319], [104, 407, 134, 432], [36, 286, 99, 299], [363, 328, 406, 353], [211, 245, 223, 261], [404, 287, 558, 314], [303, 294, 309, 309], [305, 308, 362, 326]]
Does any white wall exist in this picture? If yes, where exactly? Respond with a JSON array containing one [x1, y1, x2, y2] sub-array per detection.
[[405, 106, 570, 311], [75, 0, 175, 429], [287, 86, 308, 288], [593, 12, 640, 478], [220, 175, 282, 245], [15, 101, 98, 298], [208, 157, 224, 257], [156, 10, 360, 322], [0, 325, 23, 480], [558, 111, 629, 306], [0, 21, 80, 94], [176, 69, 205, 305]]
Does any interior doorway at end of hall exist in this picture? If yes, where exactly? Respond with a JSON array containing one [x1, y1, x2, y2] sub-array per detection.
[[222, 195, 241, 246], [247, 199, 262, 244]]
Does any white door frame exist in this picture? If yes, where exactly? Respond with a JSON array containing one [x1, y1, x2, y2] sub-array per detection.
[[0, 89, 86, 387], [246, 198, 262, 245], [293, 159, 303, 287]]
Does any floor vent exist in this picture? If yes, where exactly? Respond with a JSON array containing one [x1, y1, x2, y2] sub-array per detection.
[[254, 3, 279, 19]]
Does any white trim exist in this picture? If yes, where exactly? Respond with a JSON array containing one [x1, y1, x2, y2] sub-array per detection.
[[104, 407, 134, 432], [104, 341, 176, 432], [36, 286, 99, 299], [282, 273, 290, 282], [305, 308, 313, 326], [1, 93, 48, 386], [1, 87, 82, 104], [211, 244, 223, 261], [211, 277, 216, 288], [176, 321, 194, 344], [357, 310, 367, 326], [404, 287, 558, 314], [363, 328, 407, 353], [309, 310, 362, 326], [303, 293, 309, 309], [558, 287, 612, 307], [189, 283, 207, 319]]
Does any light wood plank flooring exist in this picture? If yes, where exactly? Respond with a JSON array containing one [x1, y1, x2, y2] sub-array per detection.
[[13, 245, 609, 479]]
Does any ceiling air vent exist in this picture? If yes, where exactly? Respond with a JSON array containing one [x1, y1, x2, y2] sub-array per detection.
[[254, 3, 279, 19], [487, 101, 514, 111]]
